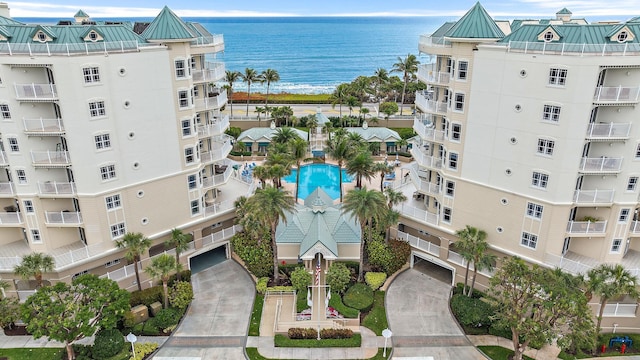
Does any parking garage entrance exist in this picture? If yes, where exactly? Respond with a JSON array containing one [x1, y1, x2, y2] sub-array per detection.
[[189, 244, 228, 274], [411, 251, 454, 286]]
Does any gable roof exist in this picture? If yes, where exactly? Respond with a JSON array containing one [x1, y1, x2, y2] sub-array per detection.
[[237, 127, 308, 142], [142, 6, 196, 41], [556, 8, 572, 15], [500, 23, 640, 44], [445, 2, 504, 39], [345, 126, 401, 142]]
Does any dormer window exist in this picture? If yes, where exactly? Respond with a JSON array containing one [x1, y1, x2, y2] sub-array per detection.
[[543, 31, 554, 42], [88, 31, 97, 42], [618, 31, 629, 43], [36, 32, 46, 43]]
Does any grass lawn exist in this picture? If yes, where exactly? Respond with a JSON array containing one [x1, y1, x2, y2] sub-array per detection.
[[362, 291, 388, 335], [478, 346, 534, 360], [246, 347, 389, 360], [249, 293, 264, 336], [0, 348, 64, 360]]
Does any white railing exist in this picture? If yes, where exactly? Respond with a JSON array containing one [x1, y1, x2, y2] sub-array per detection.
[[419, 35, 451, 48], [543, 252, 593, 275], [409, 145, 443, 169], [413, 117, 445, 142], [38, 181, 76, 196], [0, 182, 13, 195], [194, 91, 227, 111], [191, 35, 224, 47], [53, 242, 108, 269], [417, 64, 451, 85], [203, 199, 235, 217], [31, 151, 71, 166], [192, 62, 225, 83], [631, 221, 640, 234], [14, 83, 57, 100], [0, 151, 7, 166], [202, 166, 233, 189], [396, 230, 440, 256], [0, 256, 21, 271], [573, 189, 614, 204], [45, 211, 82, 225], [0, 40, 160, 56], [566, 220, 607, 234], [505, 41, 640, 56], [586, 123, 631, 139], [396, 203, 439, 225], [197, 115, 230, 137], [0, 212, 22, 224], [579, 157, 622, 173], [23, 118, 64, 133], [594, 86, 640, 103], [200, 141, 232, 164], [201, 225, 242, 247], [415, 91, 448, 115], [409, 166, 440, 196], [592, 303, 638, 317]]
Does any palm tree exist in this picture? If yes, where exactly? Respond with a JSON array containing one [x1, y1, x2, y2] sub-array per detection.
[[330, 84, 350, 118], [255, 106, 266, 127], [384, 187, 407, 210], [325, 135, 353, 201], [373, 162, 391, 191], [290, 137, 308, 199], [346, 150, 374, 188], [346, 95, 360, 118], [262, 69, 280, 113], [373, 68, 389, 110], [587, 264, 639, 336], [14, 253, 54, 289], [342, 187, 387, 282], [272, 127, 300, 144], [115, 232, 152, 292], [145, 254, 181, 309], [242, 68, 261, 116], [454, 225, 489, 296], [392, 54, 420, 115], [247, 185, 296, 281], [359, 107, 369, 125], [468, 243, 496, 297], [224, 70, 241, 118], [165, 228, 190, 281]]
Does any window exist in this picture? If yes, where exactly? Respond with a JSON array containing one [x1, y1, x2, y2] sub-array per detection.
[[448, 152, 458, 170], [188, 174, 197, 190], [543, 31, 554, 42], [628, 176, 639, 191], [36, 32, 46, 42], [445, 181, 455, 197], [619, 208, 631, 222], [636, 144, 640, 159], [72, 270, 89, 280], [0, 104, 10, 119], [89, 101, 106, 117], [548, 68, 567, 86], [105, 194, 121, 210], [190, 200, 200, 215], [521, 232, 538, 249], [526, 202, 544, 219], [16, 169, 27, 184], [175, 60, 186, 78], [190, 57, 196, 69], [611, 239, 623, 253], [105, 259, 121, 268], [537, 139, 555, 156], [100, 164, 116, 181], [193, 85, 199, 98], [542, 105, 561, 122], [88, 31, 98, 41], [110, 222, 126, 239], [31, 230, 41, 243], [7, 137, 18, 152], [457, 61, 468, 80], [185, 147, 195, 164], [617, 31, 628, 43], [451, 123, 461, 141], [94, 133, 111, 150], [454, 93, 465, 111], [178, 90, 189, 108], [442, 207, 452, 223], [181, 119, 192, 136], [82, 67, 100, 83], [23, 200, 34, 213], [532, 171, 549, 189]]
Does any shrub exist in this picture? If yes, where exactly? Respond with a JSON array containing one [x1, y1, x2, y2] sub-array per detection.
[[167, 270, 191, 287], [450, 294, 494, 328], [290, 267, 311, 294], [231, 233, 273, 278], [288, 327, 318, 339], [129, 286, 163, 307], [326, 263, 351, 294], [92, 328, 125, 359], [123, 311, 137, 328], [364, 272, 387, 291], [328, 293, 359, 318], [169, 281, 193, 311], [266, 285, 294, 292], [320, 328, 353, 339], [151, 308, 182, 330], [256, 277, 269, 294], [129, 342, 158, 360], [225, 126, 242, 139], [387, 239, 411, 274], [367, 239, 411, 276], [343, 283, 374, 312]]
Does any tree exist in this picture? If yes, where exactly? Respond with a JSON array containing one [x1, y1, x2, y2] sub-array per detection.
[[0, 297, 19, 329], [326, 262, 351, 294], [325, 134, 353, 201], [345, 95, 361, 118], [372, 68, 389, 109], [384, 187, 407, 210], [115, 232, 152, 292], [290, 137, 308, 199], [379, 101, 399, 126], [255, 106, 266, 126], [14, 253, 54, 289], [165, 228, 190, 282], [224, 70, 241, 118], [21, 275, 129, 360], [373, 162, 391, 191], [262, 68, 280, 114], [290, 267, 312, 294], [145, 254, 181, 309], [346, 150, 374, 188], [246, 185, 296, 281], [272, 127, 300, 144], [454, 225, 487, 296], [391, 53, 420, 115], [242, 67, 261, 116], [359, 107, 369, 125], [342, 187, 387, 282], [330, 83, 350, 118], [586, 264, 639, 337]]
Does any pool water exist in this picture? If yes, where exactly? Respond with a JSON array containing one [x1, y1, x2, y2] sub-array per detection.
[[283, 163, 353, 200]]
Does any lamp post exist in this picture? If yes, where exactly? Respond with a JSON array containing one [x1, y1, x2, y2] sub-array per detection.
[[382, 328, 392, 357], [126, 332, 137, 356]]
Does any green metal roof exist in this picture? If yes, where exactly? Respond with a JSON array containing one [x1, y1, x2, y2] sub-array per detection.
[[499, 23, 640, 44], [186, 22, 213, 38], [0, 24, 146, 44], [0, 16, 23, 26], [80, 26, 104, 40], [345, 126, 400, 142], [557, 8, 572, 15], [142, 6, 197, 40], [445, 2, 504, 39], [74, 9, 89, 18], [431, 21, 456, 38], [31, 25, 57, 40], [237, 127, 308, 142]]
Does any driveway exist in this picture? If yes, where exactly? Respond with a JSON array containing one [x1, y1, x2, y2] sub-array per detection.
[[386, 268, 486, 359], [153, 260, 255, 360]]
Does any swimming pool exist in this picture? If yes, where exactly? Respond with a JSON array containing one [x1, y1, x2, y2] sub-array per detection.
[[283, 163, 353, 200]]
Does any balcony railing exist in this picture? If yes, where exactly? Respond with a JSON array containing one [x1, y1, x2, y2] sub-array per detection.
[[413, 117, 445, 143], [194, 91, 227, 111], [396, 203, 439, 226], [396, 230, 440, 256], [543, 252, 593, 275], [197, 115, 230, 137], [630, 221, 640, 234], [0, 182, 13, 196], [409, 145, 443, 170], [31, 151, 71, 167], [23, 118, 64, 135], [593, 86, 640, 103], [0, 40, 161, 56], [590, 303, 638, 317], [192, 62, 225, 83], [566, 220, 607, 234], [573, 189, 615, 204], [586, 122, 631, 140], [0, 151, 7, 167], [504, 40, 640, 56], [14, 83, 58, 100], [203, 166, 233, 189], [200, 137, 233, 164], [38, 181, 76, 196], [415, 91, 447, 115], [417, 64, 451, 85], [203, 199, 235, 217], [409, 166, 441, 196], [579, 157, 622, 173], [45, 211, 82, 225], [0, 212, 22, 224], [419, 34, 451, 48], [191, 35, 224, 47]]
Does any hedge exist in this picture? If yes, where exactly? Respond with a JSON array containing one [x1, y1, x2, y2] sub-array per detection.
[[328, 293, 359, 318], [274, 334, 362, 347], [365, 272, 387, 291], [343, 283, 374, 312], [129, 286, 163, 307]]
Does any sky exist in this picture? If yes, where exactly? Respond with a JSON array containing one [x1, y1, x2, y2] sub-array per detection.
[[6, 0, 639, 19]]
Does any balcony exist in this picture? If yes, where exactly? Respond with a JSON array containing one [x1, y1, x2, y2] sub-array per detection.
[[417, 64, 451, 86], [630, 221, 640, 235], [395, 203, 439, 226], [45, 211, 82, 225], [408, 165, 441, 197], [37, 181, 76, 197], [573, 189, 615, 205], [23, 118, 64, 136], [413, 117, 445, 143], [418, 34, 451, 52], [0, 212, 22, 225], [194, 91, 227, 111], [585, 123, 631, 141], [578, 157, 622, 174], [31, 151, 71, 167], [197, 115, 230, 138], [409, 145, 443, 170], [593, 86, 640, 105], [0, 182, 13, 197], [192, 62, 225, 83], [200, 141, 233, 165], [0, 151, 8, 167], [190, 35, 225, 54], [415, 91, 447, 115], [566, 220, 607, 235], [396, 230, 440, 257], [14, 83, 58, 101]]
